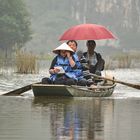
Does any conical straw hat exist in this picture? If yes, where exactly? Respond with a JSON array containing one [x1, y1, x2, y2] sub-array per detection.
[[53, 43, 74, 54]]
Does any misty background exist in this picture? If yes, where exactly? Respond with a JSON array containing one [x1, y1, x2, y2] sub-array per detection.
[[23, 0, 140, 56]]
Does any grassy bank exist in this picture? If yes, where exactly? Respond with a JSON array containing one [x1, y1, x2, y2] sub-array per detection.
[[105, 51, 140, 69], [0, 51, 140, 74]]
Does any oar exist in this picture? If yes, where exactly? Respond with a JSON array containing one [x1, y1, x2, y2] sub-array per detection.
[[2, 82, 41, 96], [90, 74, 140, 90]]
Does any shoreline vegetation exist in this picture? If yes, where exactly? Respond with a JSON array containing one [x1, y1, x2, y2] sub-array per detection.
[[16, 51, 38, 74], [0, 51, 140, 74], [105, 51, 140, 70]]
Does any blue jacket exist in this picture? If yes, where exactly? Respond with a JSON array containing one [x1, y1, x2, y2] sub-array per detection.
[[50, 54, 83, 81]]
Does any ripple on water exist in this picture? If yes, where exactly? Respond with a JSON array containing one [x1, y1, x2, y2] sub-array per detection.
[[0, 69, 140, 98]]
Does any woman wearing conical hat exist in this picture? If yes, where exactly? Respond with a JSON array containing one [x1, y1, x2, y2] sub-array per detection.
[[42, 43, 83, 85]]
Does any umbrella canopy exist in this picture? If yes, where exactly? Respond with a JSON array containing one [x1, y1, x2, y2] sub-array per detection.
[[59, 23, 116, 41]]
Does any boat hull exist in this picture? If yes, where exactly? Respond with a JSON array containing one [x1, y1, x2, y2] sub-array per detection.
[[32, 84, 116, 97]]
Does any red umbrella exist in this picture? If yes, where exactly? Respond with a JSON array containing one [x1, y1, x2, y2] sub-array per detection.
[[59, 23, 116, 41]]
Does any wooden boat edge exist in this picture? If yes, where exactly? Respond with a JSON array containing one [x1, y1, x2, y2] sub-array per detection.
[[32, 83, 116, 97]]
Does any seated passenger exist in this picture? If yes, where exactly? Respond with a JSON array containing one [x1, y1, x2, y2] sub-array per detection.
[[67, 40, 87, 86], [80, 40, 105, 85], [42, 43, 84, 86]]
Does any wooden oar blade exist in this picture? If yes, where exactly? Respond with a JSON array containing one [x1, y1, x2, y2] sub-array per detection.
[[2, 84, 32, 96], [2, 82, 41, 96]]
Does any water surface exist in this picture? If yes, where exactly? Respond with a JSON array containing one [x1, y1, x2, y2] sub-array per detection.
[[0, 69, 140, 140], [0, 97, 140, 140]]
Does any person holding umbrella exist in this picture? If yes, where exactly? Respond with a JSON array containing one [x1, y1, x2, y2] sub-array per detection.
[[80, 40, 105, 84], [59, 23, 115, 85], [66, 40, 82, 69], [67, 40, 87, 86]]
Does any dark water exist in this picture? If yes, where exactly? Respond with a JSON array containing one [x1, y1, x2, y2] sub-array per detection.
[[0, 69, 140, 140], [0, 96, 140, 140]]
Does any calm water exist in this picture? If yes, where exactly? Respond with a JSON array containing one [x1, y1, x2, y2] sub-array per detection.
[[0, 69, 140, 140]]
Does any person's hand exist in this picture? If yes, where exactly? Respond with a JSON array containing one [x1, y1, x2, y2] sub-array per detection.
[[49, 68, 60, 74], [54, 67, 60, 73], [66, 51, 71, 58], [49, 69, 54, 74], [95, 70, 101, 76], [80, 57, 87, 63]]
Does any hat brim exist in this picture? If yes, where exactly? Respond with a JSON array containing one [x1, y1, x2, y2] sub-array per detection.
[[53, 43, 74, 54]]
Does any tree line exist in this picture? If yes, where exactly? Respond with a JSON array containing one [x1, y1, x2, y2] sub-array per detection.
[[0, 0, 140, 58], [0, 0, 32, 57]]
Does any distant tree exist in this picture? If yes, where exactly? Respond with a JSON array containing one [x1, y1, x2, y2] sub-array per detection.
[[0, 0, 32, 57]]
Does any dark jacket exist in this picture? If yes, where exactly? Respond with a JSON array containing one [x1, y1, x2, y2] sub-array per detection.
[[81, 52, 105, 74]]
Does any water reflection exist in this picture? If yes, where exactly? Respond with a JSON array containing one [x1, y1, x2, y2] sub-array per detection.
[[1, 96, 140, 140], [33, 97, 114, 139]]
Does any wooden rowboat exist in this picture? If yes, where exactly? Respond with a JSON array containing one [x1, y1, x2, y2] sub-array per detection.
[[32, 82, 116, 97]]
